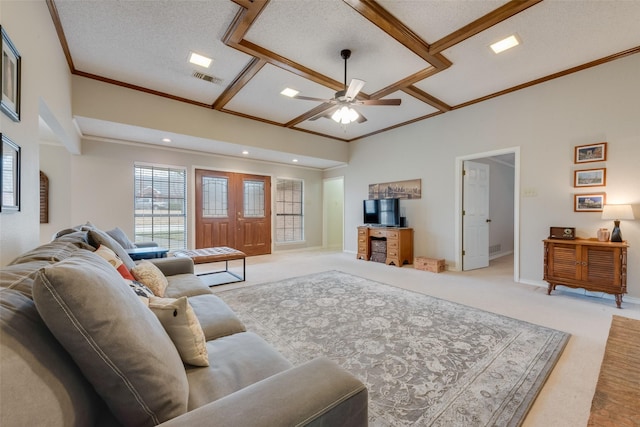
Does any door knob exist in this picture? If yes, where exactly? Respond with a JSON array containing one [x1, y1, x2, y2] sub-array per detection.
[[486, 219, 492, 223]]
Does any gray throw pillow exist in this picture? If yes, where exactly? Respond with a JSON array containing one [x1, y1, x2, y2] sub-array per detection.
[[87, 228, 136, 270], [106, 227, 137, 249], [33, 250, 189, 427]]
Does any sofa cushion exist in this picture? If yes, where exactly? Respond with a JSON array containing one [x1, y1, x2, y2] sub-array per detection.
[[188, 293, 246, 340], [132, 261, 169, 297], [54, 230, 95, 250], [32, 250, 189, 427], [8, 241, 82, 266], [185, 331, 292, 410], [149, 296, 209, 367], [164, 273, 212, 298], [0, 260, 52, 298], [87, 228, 136, 270], [106, 227, 137, 249], [0, 288, 117, 427]]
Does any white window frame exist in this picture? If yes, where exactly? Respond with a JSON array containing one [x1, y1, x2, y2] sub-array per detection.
[[275, 178, 304, 243], [133, 163, 187, 250]]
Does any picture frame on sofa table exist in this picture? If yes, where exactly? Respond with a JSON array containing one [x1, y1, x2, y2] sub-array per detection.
[[1, 133, 21, 212]]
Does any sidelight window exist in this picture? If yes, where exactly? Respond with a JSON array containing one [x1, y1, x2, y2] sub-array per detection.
[[275, 178, 303, 242]]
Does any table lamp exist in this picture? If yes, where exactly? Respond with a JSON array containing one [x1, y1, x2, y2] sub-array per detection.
[[601, 204, 634, 242]]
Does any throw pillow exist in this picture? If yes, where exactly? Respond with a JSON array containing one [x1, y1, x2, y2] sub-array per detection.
[[87, 228, 136, 270], [149, 296, 209, 367], [106, 227, 137, 250], [94, 244, 135, 280], [131, 261, 168, 297], [32, 250, 188, 427], [126, 279, 155, 306]]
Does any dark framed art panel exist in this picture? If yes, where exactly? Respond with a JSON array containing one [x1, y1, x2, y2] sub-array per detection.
[[1, 26, 21, 122], [1, 133, 21, 212]]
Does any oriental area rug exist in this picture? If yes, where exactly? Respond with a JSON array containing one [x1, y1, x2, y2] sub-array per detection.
[[219, 271, 569, 426]]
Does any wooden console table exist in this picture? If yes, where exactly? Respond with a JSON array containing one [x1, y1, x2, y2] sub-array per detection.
[[543, 238, 628, 308], [357, 226, 413, 267]]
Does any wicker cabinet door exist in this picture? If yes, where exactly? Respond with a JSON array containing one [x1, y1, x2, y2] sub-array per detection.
[[582, 246, 621, 291], [547, 242, 580, 281]]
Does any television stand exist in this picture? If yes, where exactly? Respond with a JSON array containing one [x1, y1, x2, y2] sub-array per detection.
[[357, 226, 414, 267]]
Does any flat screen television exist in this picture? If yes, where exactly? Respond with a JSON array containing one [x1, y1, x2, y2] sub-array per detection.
[[363, 198, 400, 227], [379, 198, 400, 227], [363, 199, 379, 225]]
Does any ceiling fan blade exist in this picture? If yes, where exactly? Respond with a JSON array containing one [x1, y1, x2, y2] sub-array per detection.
[[345, 78, 365, 101], [355, 98, 402, 106], [309, 106, 338, 121], [294, 95, 335, 103]]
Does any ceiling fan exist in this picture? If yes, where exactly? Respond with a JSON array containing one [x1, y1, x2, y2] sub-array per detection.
[[289, 49, 402, 124]]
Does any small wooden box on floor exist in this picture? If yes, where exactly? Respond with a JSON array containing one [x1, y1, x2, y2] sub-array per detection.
[[415, 257, 445, 273]]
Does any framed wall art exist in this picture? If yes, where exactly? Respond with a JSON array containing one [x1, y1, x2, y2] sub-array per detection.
[[1, 26, 21, 122], [574, 168, 606, 187], [368, 179, 421, 199], [1, 133, 21, 212], [574, 142, 606, 164], [574, 192, 605, 212]]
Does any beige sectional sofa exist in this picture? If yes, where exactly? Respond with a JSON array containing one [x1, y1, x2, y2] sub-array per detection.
[[0, 226, 368, 427]]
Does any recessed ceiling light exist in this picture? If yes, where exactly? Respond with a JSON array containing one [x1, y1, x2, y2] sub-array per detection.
[[292, 159, 299, 163], [162, 138, 171, 143], [490, 35, 520, 54], [280, 88, 299, 98], [189, 52, 212, 68], [242, 150, 249, 155]]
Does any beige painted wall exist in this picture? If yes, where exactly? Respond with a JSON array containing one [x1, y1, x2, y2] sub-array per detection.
[[0, 1, 79, 265], [41, 139, 325, 251], [335, 53, 640, 298]]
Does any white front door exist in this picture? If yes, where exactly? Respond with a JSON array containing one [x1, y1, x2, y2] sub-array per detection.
[[463, 161, 490, 270]]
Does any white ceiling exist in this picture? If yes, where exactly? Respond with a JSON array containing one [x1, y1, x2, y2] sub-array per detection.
[[48, 0, 640, 169]]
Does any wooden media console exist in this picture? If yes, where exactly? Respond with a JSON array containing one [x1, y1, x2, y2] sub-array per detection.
[[357, 226, 414, 267]]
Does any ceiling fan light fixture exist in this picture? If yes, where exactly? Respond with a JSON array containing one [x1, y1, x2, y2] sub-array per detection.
[[332, 106, 359, 124], [189, 52, 212, 68], [490, 35, 520, 54]]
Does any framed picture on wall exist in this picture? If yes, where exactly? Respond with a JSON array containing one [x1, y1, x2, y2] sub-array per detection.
[[574, 192, 605, 212], [1, 133, 21, 212], [574, 142, 607, 164], [1, 26, 21, 122], [574, 168, 606, 187]]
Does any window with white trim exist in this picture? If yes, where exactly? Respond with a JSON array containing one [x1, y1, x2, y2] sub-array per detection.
[[134, 164, 186, 250], [275, 178, 303, 242]]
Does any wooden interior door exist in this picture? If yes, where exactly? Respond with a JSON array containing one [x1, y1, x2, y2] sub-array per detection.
[[195, 169, 271, 256]]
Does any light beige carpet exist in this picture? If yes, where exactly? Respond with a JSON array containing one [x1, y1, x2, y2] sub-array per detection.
[[206, 249, 640, 426]]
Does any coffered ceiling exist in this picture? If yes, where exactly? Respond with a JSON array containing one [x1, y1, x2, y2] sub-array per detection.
[[48, 0, 640, 163]]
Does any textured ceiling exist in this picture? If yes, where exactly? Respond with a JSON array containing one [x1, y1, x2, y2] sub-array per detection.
[[49, 0, 640, 168]]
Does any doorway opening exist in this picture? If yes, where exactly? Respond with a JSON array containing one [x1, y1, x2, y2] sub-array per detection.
[[322, 176, 344, 250], [454, 148, 520, 281]]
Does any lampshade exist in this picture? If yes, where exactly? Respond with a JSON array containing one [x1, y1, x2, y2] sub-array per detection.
[[601, 204, 635, 220], [332, 106, 359, 124]]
